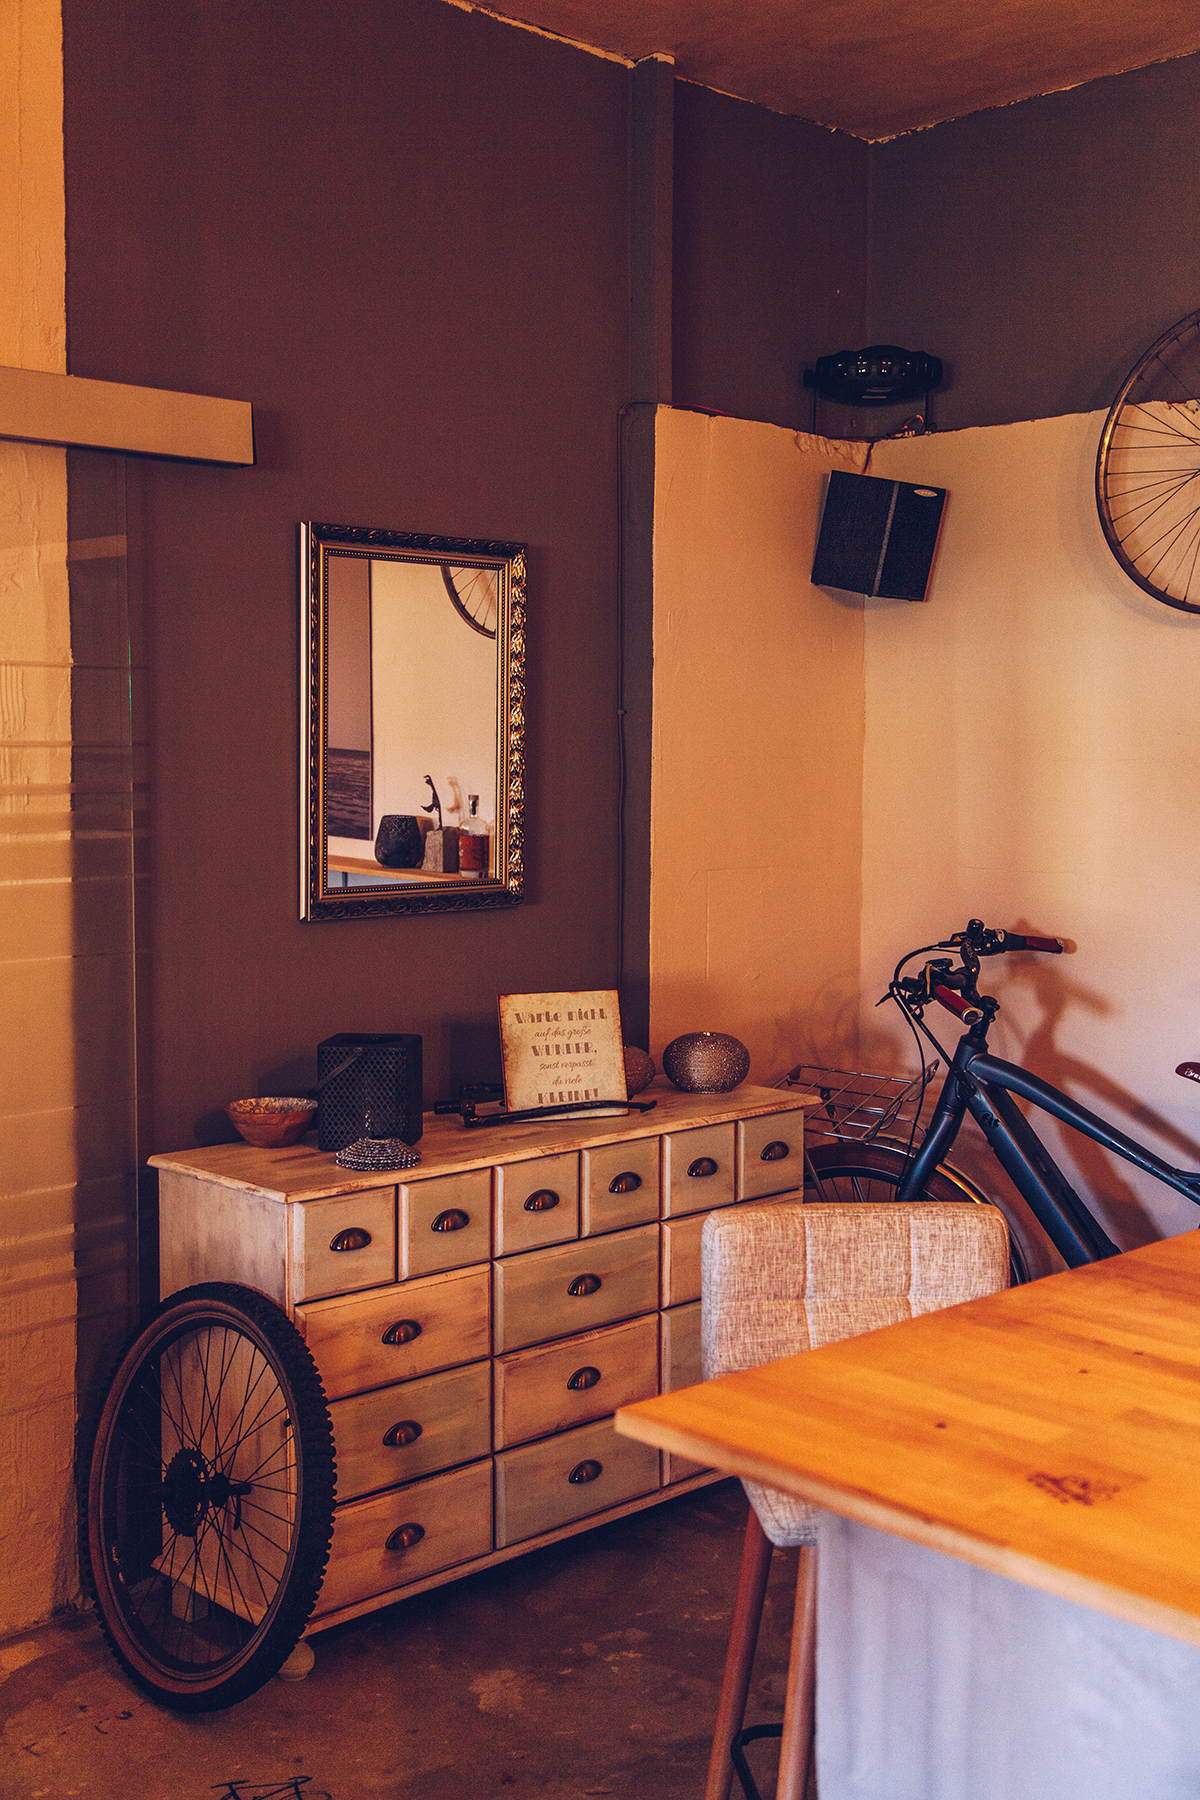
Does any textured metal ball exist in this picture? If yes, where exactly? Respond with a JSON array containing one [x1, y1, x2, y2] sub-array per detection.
[[623, 1046, 656, 1097], [661, 1032, 750, 1093]]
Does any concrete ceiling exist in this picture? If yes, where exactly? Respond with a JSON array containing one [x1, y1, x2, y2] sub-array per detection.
[[469, 0, 1200, 139]]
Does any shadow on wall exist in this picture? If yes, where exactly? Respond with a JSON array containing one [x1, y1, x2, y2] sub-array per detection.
[[1000, 922, 1200, 1252]]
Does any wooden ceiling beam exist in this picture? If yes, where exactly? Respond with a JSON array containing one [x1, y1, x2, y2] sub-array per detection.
[[0, 364, 254, 464]]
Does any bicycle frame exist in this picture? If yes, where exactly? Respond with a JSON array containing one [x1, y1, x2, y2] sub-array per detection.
[[897, 1014, 1200, 1268]]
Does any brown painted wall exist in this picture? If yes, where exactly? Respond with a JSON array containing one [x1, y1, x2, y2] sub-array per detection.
[[63, 0, 633, 1149], [869, 51, 1200, 430], [63, 0, 870, 1152], [672, 81, 870, 429]]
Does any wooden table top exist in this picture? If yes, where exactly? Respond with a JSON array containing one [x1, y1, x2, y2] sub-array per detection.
[[148, 1081, 816, 1203], [617, 1229, 1200, 1645]]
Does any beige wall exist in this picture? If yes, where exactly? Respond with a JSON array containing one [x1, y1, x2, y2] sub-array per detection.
[[649, 408, 867, 1083], [865, 414, 1200, 1256], [651, 403, 1200, 1269], [0, 0, 79, 1632]]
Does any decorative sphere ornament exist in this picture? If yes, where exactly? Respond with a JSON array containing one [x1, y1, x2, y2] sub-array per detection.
[[662, 1032, 750, 1093], [623, 1046, 656, 1097]]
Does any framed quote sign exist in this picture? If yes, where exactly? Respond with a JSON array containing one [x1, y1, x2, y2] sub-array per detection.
[[497, 990, 626, 1114]]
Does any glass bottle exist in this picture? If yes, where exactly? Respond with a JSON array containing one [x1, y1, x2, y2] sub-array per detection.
[[459, 794, 489, 877]]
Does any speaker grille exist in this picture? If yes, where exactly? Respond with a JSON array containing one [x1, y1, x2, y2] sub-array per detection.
[[812, 470, 946, 602], [317, 1033, 423, 1150]]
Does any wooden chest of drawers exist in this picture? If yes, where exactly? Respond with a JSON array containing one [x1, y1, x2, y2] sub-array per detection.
[[151, 1082, 811, 1634]]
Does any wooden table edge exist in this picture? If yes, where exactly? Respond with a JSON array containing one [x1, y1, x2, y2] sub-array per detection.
[[614, 1399, 1200, 1650]]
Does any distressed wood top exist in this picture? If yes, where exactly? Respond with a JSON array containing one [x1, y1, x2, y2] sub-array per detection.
[[149, 1081, 815, 1203], [616, 1230, 1200, 1646]]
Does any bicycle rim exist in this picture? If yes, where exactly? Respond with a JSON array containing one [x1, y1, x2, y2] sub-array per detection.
[[82, 1283, 335, 1711]]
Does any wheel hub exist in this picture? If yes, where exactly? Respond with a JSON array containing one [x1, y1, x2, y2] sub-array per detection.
[[161, 1448, 252, 1536]]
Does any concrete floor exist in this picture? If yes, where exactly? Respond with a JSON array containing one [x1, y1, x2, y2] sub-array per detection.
[[0, 1481, 798, 1800]]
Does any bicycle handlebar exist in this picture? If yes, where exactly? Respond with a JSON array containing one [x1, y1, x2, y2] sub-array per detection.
[[933, 984, 984, 1024], [996, 930, 1064, 955], [892, 922, 1067, 1028]]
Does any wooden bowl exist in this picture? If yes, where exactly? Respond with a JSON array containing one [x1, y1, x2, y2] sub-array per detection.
[[226, 1097, 316, 1148]]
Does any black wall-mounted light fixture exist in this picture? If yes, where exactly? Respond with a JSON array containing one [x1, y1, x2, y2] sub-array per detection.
[[802, 344, 944, 437], [803, 345, 943, 407]]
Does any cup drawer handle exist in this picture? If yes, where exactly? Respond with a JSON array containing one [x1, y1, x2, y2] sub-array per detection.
[[383, 1420, 423, 1448], [568, 1274, 602, 1297], [760, 1140, 790, 1161], [523, 1189, 560, 1213], [687, 1157, 718, 1179], [329, 1226, 372, 1252], [432, 1209, 469, 1232], [567, 1366, 601, 1391], [386, 1522, 425, 1552], [569, 1460, 603, 1484], [382, 1319, 421, 1345], [608, 1171, 642, 1194]]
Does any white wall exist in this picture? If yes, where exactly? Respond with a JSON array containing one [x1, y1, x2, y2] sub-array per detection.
[[866, 414, 1200, 1255], [650, 409, 868, 1083], [370, 559, 497, 834], [0, 0, 81, 1633]]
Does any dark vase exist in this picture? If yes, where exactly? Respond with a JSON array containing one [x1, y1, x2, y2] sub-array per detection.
[[375, 815, 423, 868], [662, 1032, 750, 1093]]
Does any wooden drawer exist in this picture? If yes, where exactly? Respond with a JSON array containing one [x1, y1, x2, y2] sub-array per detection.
[[294, 1265, 490, 1400], [739, 1111, 805, 1199], [661, 1212, 712, 1307], [662, 1123, 736, 1216], [289, 1188, 396, 1303], [400, 1169, 491, 1277], [495, 1417, 661, 1547], [581, 1136, 660, 1235], [495, 1152, 580, 1256], [330, 1360, 491, 1501], [494, 1315, 659, 1449], [493, 1223, 659, 1354], [660, 1299, 702, 1392], [661, 1301, 708, 1482], [316, 1458, 493, 1617]]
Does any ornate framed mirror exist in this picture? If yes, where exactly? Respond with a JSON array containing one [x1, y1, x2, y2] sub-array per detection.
[[300, 522, 525, 920]]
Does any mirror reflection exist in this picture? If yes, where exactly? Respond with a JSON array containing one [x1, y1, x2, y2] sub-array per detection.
[[301, 524, 525, 920]]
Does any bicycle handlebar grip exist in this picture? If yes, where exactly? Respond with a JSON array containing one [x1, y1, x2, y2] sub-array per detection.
[[933, 984, 984, 1024], [1001, 931, 1064, 954]]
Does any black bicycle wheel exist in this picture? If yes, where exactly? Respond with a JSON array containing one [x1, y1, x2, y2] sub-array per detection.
[[1096, 307, 1200, 613], [804, 1141, 1030, 1285], [441, 563, 498, 637], [81, 1282, 336, 1712]]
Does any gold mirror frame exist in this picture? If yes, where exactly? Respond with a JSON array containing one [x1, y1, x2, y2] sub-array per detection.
[[300, 522, 526, 920]]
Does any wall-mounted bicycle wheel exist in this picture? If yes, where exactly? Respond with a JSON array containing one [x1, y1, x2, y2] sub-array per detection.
[[441, 564, 498, 637], [1096, 307, 1200, 614], [81, 1282, 335, 1711]]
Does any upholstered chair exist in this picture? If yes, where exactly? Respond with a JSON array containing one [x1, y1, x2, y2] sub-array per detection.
[[700, 1199, 1011, 1800]]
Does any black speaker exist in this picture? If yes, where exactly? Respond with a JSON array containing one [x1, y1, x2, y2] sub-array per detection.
[[811, 469, 946, 602], [316, 1033, 423, 1150]]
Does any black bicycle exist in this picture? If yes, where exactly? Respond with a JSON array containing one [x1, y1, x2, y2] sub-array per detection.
[[800, 919, 1200, 1277]]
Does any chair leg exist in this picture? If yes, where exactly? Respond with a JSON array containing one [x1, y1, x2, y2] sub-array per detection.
[[704, 1508, 774, 1800], [777, 1544, 818, 1800]]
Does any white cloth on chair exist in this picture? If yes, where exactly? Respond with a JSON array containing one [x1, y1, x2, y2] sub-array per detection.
[[816, 1512, 1200, 1800]]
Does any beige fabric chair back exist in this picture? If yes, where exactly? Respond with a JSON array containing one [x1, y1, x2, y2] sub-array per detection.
[[701, 1200, 1010, 1546]]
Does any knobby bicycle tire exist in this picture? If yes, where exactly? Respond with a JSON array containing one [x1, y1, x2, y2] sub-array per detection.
[[81, 1282, 336, 1711], [804, 1141, 1030, 1285]]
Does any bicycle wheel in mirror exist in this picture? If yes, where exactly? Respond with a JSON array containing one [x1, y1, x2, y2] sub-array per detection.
[[1096, 307, 1200, 614], [81, 1283, 335, 1711]]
